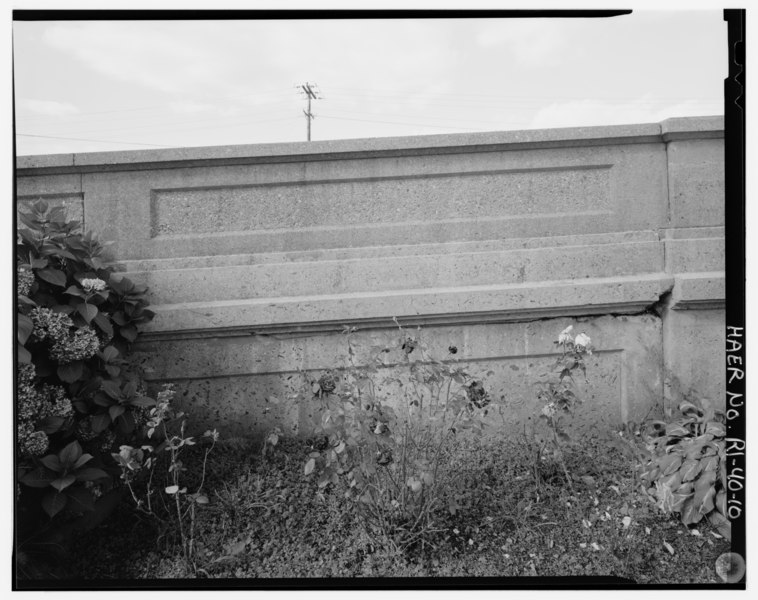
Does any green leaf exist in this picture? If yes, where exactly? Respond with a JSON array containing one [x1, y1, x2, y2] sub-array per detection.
[[707, 510, 732, 541], [105, 365, 121, 378], [53, 303, 74, 315], [63, 285, 85, 297], [18, 227, 38, 247], [116, 411, 136, 436], [77, 303, 98, 324], [40, 455, 62, 472], [18, 344, 32, 364], [59, 440, 83, 467], [93, 313, 114, 337], [41, 491, 68, 517], [122, 380, 137, 398], [100, 345, 119, 362], [109, 405, 126, 421], [64, 486, 95, 513], [17, 295, 37, 307], [57, 361, 84, 383], [36, 267, 67, 288], [705, 421, 726, 437], [111, 311, 127, 326], [48, 205, 66, 223], [99, 380, 122, 399], [93, 392, 114, 407], [680, 496, 702, 525], [50, 474, 77, 492], [18, 313, 33, 345], [90, 413, 111, 433], [129, 396, 155, 408], [38, 416, 67, 435], [119, 325, 138, 342], [665, 423, 689, 437], [30, 257, 48, 270], [19, 467, 57, 488], [165, 485, 179, 495], [18, 211, 41, 230], [304, 458, 316, 476], [75, 468, 109, 482], [195, 494, 209, 505], [73, 453, 93, 469]]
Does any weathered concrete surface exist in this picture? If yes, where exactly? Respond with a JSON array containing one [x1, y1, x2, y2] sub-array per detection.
[[135, 315, 663, 438], [16, 173, 84, 223], [16, 117, 725, 439]]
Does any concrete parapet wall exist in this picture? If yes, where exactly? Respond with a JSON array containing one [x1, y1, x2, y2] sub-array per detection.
[[16, 116, 725, 438]]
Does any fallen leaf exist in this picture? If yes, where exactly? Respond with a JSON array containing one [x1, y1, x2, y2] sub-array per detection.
[[579, 543, 587, 548], [622, 516, 632, 529], [710, 531, 723, 539], [645, 527, 651, 535], [663, 541, 675, 555], [591, 542, 601, 551], [691, 529, 702, 537]]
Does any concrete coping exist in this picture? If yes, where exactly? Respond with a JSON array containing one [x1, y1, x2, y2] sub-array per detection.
[[16, 116, 723, 174]]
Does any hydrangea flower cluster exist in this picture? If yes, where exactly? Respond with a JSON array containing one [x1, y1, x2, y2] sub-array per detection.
[[99, 430, 117, 453], [75, 419, 100, 442], [17, 266, 34, 297], [16, 363, 73, 457], [50, 326, 101, 363], [30, 307, 102, 363], [30, 307, 73, 342], [81, 277, 107, 293], [18, 425, 49, 457], [17, 365, 48, 456], [38, 385, 74, 420], [84, 480, 103, 499]]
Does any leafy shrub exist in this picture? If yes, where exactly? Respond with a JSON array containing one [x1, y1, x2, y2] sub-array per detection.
[[533, 325, 593, 492], [16, 200, 154, 520], [290, 322, 492, 552], [638, 401, 730, 539], [114, 384, 219, 574]]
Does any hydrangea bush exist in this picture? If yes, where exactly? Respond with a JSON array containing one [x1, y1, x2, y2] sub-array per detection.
[[16, 200, 154, 519]]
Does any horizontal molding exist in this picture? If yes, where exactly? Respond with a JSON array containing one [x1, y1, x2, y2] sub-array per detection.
[[139, 273, 674, 339], [670, 271, 726, 310], [137, 302, 658, 343], [16, 117, 722, 176]]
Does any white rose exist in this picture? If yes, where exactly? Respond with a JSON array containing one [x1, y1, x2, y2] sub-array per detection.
[[574, 333, 592, 353], [558, 325, 573, 344]]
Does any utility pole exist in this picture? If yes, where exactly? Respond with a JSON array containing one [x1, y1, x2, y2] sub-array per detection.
[[298, 82, 321, 141]]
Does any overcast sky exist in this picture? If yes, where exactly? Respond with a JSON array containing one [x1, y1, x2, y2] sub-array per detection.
[[13, 11, 727, 155]]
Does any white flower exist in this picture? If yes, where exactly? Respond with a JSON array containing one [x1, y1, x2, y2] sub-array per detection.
[[574, 333, 591, 350], [558, 325, 573, 344], [81, 277, 107, 292]]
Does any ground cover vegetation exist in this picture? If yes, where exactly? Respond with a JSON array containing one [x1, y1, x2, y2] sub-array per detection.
[[15, 206, 731, 584]]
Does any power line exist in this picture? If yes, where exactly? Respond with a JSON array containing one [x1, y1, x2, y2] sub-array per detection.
[[16, 133, 170, 148], [321, 107, 529, 128], [325, 85, 724, 102], [19, 108, 297, 137], [318, 114, 481, 132], [15, 87, 297, 122]]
